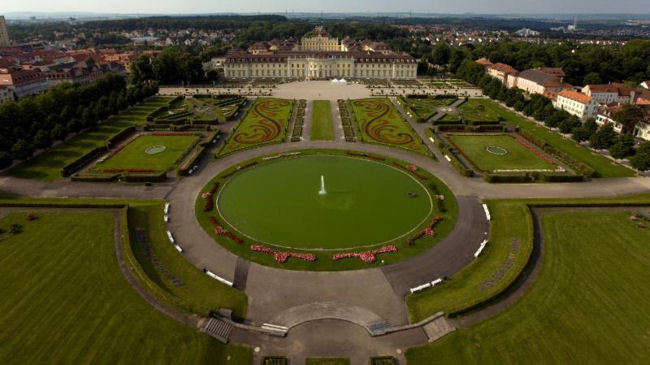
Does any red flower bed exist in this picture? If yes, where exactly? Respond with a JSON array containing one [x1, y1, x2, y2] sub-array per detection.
[[513, 136, 556, 165], [332, 245, 397, 263], [202, 183, 220, 212], [250, 244, 316, 263], [209, 216, 243, 243], [392, 161, 428, 180], [345, 151, 386, 161], [408, 216, 443, 245]]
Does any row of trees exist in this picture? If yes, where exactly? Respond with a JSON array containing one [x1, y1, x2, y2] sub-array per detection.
[[0, 75, 158, 169], [456, 59, 650, 171]]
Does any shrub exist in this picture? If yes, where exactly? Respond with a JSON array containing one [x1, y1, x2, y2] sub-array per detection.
[[630, 141, 650, 171]]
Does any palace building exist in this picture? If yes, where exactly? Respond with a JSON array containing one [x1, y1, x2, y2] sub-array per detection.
[[224, 27, 417, 80]]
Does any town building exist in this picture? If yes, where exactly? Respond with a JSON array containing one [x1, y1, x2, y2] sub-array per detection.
[[554, 89, 599, 120], [507, 69, 569, 97], [582, 84, 622, 105], [0, 16, 10, 47], [0, 68, 49, 98], [596, 104, 650, 141], [485, 62, 518, 83], [0, 85, 13, 104], [224, 27, 417, 80], [641, 80, 650, 90]]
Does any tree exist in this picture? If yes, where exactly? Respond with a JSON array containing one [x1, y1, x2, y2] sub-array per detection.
[[589, 124, 618, 149], [431, 41, 451, 66], [0, 151, 12, 169], [51, 123, 68, 141], [609, 134, 635, 159], [129, 55, 154, 84], [11, 139, 35, 160], [630, 142, 650, 171], [583, 72, 603, 85], [559, 116, 581, 134], [571, 126, 591, 142], [33, 130, 52, 150], [613, 105, 646, 134]]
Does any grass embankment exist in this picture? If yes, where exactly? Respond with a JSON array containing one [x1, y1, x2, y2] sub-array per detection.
[[8, 97, 171, 181], [0, 210, 251, 364], [310, 100, 334, 141]]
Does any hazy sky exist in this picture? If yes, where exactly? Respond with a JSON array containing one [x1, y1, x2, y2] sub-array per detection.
[[1, 0, 648, 14]]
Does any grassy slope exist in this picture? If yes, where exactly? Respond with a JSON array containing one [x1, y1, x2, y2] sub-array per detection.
[[310, 100, 334, 141], [96, 135, 198, 171], [479, 99, 633, 178], [0, 212, 251, 364], [127, 202, 248, 318], [449, 135, 555, 172], [7, 97, 171, 181], [407, 201, 532, 322], [407, 210, 650, 364]]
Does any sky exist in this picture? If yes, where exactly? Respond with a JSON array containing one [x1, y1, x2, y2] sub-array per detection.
[[1, 0, 649, 15]]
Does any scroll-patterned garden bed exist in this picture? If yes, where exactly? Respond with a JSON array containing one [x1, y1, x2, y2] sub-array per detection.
[[219, 97, 294, 156], [350, 98, 431, 157]]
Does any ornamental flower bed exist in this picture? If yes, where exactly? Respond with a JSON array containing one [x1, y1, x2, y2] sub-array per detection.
[[392, 161, 428, 180], [513, 136, 556, 165], [345, 150, 386, 161], [332, 245, 398, 263], [250, 244, 316, 263], [202, 183, 220, 212], [408, 216, 443, 245], [209, 216, 243, 244]]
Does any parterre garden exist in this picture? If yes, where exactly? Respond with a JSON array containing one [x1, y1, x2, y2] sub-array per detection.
[[349, 98, 432, 157], [148, 95, 246, 124], [406, 196, 650, 364], [219, 97, 295, 156]]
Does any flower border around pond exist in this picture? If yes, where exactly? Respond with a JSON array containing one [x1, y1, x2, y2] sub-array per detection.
[[195, 149, 458, 271]]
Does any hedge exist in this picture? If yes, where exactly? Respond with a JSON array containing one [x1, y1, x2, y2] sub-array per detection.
[[518, 130, 597, 178], [177, 146, 206, 176], [61, 146, 107, 177], [483, 172, 533, 183]]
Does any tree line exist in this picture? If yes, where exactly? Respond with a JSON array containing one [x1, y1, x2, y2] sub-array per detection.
[[0, 74, 158, 169], [456, 59, 650, 171]]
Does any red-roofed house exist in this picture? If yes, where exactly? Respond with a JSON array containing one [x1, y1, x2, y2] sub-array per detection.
[[474, 57, 493, 67], [486, 62, 518, 83], [555, 90, 598, 120], [0, 68, 49, 98]]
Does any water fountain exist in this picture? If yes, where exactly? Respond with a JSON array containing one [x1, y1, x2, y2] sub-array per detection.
[[318, 175, 327, 195]]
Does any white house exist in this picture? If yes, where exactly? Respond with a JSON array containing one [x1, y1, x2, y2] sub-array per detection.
[[582, 84, 621, 105], [0, 85, 13, 104], [555, 90, 598, 120], [485, 62, 518, 84]]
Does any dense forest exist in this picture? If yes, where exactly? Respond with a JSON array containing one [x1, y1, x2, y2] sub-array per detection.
[[0, 75, 158, 168]]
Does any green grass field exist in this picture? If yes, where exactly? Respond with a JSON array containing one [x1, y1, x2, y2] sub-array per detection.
[[7, 97, 171, 181], [0, 211, 251, 364], [448, 134, 555, 172], [198, 150, 457, 271], [407, 209, 650, 364], [475, 99, 634, 178], [219, 97, 294, 155], [351, 98, 431, 156], [94, 134, 198, 172], [310, 100, 334, 141]]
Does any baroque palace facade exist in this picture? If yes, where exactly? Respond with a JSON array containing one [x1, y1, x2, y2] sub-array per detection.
[[224, 27, 417, 80]]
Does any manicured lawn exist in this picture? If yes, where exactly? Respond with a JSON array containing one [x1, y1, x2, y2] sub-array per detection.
[[198, 149, 457, 271], [0, 211, 251, 364], [219, 97, 294, 155], [476, 99, 634, 178], [94, 134, 198, 172], [306, 358, 351, 365], [407, 201, 532, 322], [351, 98, 431, 157], [310, 100, 334, 141], [407, 209, 650, 364], [448, 134, 555, 172], [7, 97, 171, 181]]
